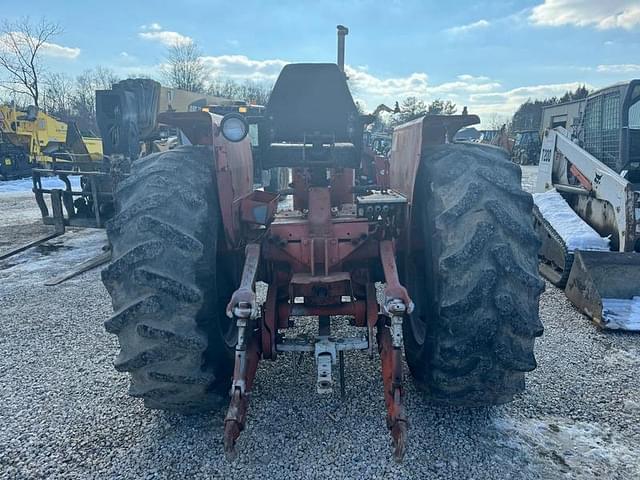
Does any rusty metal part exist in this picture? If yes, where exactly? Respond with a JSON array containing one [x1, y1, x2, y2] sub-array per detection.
[[223, 335, 260, 460], [330, 168, 355, 206], [366, 283, 378, 357], [159, 111, 253, 249], [308, 187, 332, 236], [265, 214, 370, 273], [379, 240, 414, 314], [262, 284, 278, 360], [278, 300, 366, 324], [376, 239, 410, 460], [223, 244, 263, 458], [378, 319, 407, 462], [289, 272, 352, 306], [389, 114, 479, 218], [226, 244, 261, 320], [237, 190, 279, 226], [569, 164, 593, 191], [387, 300, 406, 348]]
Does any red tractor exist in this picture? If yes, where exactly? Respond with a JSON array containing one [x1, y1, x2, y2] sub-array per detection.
[[98, 27, 543, 461]]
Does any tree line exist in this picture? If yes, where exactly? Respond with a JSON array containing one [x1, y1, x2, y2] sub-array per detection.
[[511, 85, 589, 132]]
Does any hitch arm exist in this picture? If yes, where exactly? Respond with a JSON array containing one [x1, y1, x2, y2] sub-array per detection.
[[226, 243, 261, 320], [223, 243, 261, 460], [378, 240, 411, 462]]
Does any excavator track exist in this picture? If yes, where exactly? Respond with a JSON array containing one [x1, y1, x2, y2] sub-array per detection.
[[533, 204, 573, 287]]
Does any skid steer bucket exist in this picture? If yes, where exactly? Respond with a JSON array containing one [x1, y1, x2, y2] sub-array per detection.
[[565, 251, 640, 330]]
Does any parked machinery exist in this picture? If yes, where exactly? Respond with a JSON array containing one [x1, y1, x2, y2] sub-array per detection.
[[511, 129, 541, 165], [534, 79, 640, 329], [490, 124, 514, 154], [98, 26, 543, 461], [0, 105, 102, 180], [32, 81, 232, 228]]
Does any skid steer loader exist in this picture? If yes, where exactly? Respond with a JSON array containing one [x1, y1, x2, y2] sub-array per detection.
[[534, 80, 640, 330], [99, 26, 543, 461]]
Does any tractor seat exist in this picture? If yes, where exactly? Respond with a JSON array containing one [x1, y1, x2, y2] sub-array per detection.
[[259, 63, 363, 169]]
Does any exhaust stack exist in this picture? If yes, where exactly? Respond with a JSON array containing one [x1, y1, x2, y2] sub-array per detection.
[[337, 25, 348, 72]]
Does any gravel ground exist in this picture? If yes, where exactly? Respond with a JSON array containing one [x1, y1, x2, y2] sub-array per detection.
[[1, 165, 639, 479]]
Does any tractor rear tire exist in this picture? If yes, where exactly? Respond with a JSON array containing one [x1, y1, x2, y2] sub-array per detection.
[[101, 145, 236, 412], [403, 143, 544, 406]]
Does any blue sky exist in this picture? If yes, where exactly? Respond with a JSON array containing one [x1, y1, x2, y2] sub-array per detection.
[[4, 0, 640, 125]]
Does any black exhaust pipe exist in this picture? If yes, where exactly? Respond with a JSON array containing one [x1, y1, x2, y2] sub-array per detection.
[[337, 25, 348, 72]]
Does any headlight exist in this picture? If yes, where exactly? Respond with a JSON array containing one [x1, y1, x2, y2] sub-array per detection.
[[220, 113, 249, 142]]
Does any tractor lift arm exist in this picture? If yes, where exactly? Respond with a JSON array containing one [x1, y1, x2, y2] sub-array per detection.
[[223, 243, 262, 460], [379, 240, 412, 462]]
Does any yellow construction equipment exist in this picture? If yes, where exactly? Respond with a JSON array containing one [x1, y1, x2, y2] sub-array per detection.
[[0, 104, 102, 180]]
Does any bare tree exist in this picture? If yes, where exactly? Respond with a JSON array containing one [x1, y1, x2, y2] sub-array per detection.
[[207, 78, 272, 105], [72, 67, 119, 132], [43, 72, 74, 119], [0, 17, 62, 107], [484, 113, 510, 131], [164, 42, 206, 93]]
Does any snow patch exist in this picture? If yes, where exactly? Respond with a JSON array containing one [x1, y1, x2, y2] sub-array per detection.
[[495, 416, 640, 478], [601, 297, 640, 330], [533, 189, 610, 252], [0, 229, 107, 284], [0, 176, 81, 195]]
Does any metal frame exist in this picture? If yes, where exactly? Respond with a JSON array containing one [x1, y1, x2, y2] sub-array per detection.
[[32, 156, 114, 229], [536, 127, 637, 251]]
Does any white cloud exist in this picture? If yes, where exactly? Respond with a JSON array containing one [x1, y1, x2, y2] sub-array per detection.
[[138, 25, 192, 46], [431, 80, 502, 94], [457, 74, 490, 82], [0, 32, 80, 59], [596, 64, 640, 73], [345, 66, 430, 99], [470, 82, 590, 117], [140, 23, 162, 31], [530, 0, 640, 30], [345, 66, 502, 103], [446, 19, 491, 35], [201, 54, 288, 82], [40, 41, 80, 59]]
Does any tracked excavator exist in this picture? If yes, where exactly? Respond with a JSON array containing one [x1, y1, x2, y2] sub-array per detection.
[[534, 80, 640, 330]]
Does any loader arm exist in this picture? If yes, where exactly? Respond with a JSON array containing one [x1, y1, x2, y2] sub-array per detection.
[[536, 127, 638, 252]]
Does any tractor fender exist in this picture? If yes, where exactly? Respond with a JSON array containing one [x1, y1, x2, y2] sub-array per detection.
[[159, 111, 254, 249], [389, 114, 479, 209]]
